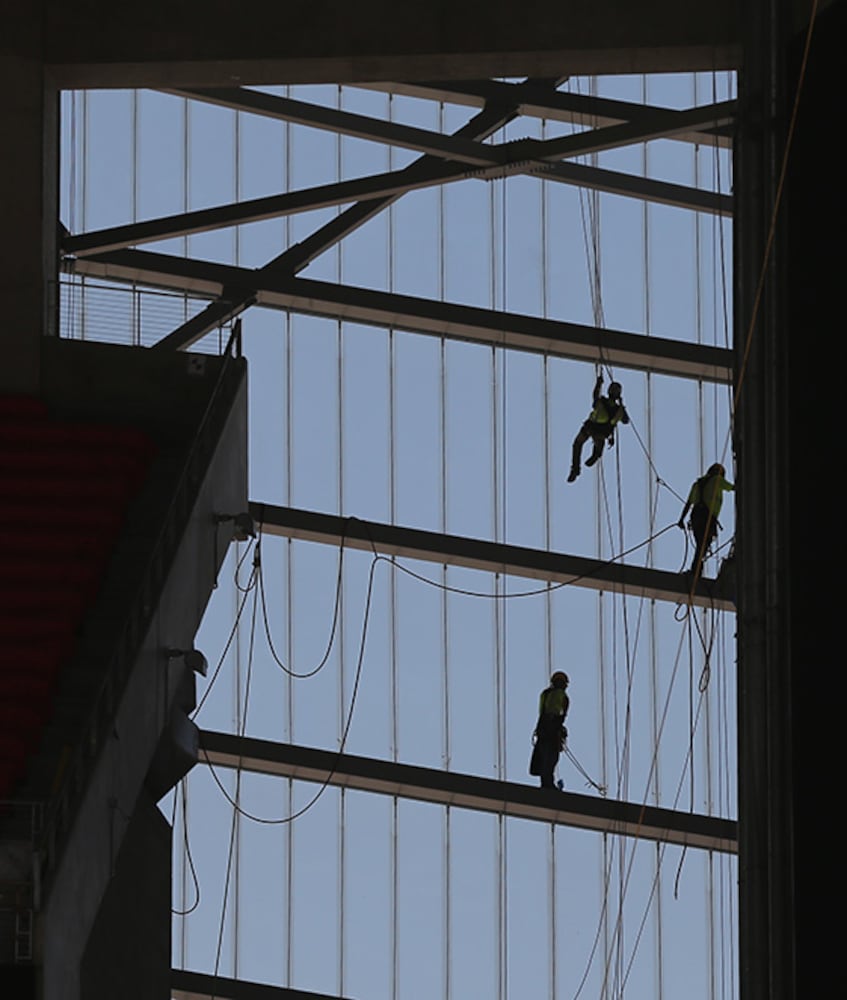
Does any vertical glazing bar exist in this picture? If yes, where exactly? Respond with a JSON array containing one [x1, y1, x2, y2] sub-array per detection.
[[283, 86, 294, 990], [335, 83, 346, 999], [641, 71, 665, 1000], [438, 94, 452, 1000], [386, 88, 400, 1000]]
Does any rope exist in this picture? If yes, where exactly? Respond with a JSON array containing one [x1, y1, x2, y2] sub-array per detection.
[[257, 528, 347, 678], [171, 779, 201, 916], [200, 551, 379, 825], [384, 522, 677, 601]]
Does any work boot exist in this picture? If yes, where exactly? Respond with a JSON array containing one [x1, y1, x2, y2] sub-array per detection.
[[567, 466, 579, 483]]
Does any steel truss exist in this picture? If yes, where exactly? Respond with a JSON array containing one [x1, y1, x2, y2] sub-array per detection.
[[61, 78, 735, 354], [251, 503, 734, 611], [69, 248, 731, 380], [201, 731, 737, 853]]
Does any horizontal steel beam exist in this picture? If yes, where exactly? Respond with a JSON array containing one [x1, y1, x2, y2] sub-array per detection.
[[364, 80, 734, 149], [172, 969, 351, 1000], [70, 249, 733, 382], [250, 504, 735, 612], [201, 731, 738, 854]]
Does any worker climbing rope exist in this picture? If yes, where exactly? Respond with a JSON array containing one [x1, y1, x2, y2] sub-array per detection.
[[529, 671, 570, 789], [677, 463, 735, 576], [567, 373, 630, 483]]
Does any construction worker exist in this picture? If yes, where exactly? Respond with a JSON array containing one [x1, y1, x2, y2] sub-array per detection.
[[530, 671, 570, 789], [567, 374, 629, 482], [678, 463, 735, 574]]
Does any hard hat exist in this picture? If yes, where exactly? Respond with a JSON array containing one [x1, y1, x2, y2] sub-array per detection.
[[608, 381, 622, 399], [551, 671, 569, 687], [707, 462, 725, 476]]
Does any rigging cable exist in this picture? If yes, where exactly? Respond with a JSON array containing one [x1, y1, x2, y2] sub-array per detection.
[[211, 534, 260, 997], [200, 549, 380, 826], [257, 524, 347, 678]]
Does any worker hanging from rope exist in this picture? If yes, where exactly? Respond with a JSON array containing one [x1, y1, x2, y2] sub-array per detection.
[[677, 463, 735, 575], [567, 372, 630, 483], [529, 671, 570, 789]]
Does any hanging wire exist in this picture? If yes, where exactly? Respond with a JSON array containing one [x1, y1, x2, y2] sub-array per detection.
[[384, 522, 677, 601], [211, 545, 260, 993], [171, 778, 201, 917], [257, 529, 347, 678], [200, 549, 380, 825]]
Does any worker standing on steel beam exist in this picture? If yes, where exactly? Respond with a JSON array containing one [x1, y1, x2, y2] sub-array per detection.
[[567, 374, 629, 482], [678, 463, 735, 575], [530, 671, 570, 789]]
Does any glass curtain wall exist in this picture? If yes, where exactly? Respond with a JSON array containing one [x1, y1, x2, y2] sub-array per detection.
[[60, 73, 738, 999]]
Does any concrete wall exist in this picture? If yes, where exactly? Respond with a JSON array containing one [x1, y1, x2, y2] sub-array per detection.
[[35, 342, 248, 1000], [79, 792, 171, 1000]]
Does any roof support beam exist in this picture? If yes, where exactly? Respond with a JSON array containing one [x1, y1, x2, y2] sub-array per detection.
[[63, 161, 467, 257], [165, 87, 500, 165], [536, 160, 731, 215], [259, 76, 566, 279], [168, 86, 734, 167], [63, 147, 729, 258], [70, 248, 733, 381], [250, 503, 735, 611], [200, 731, 738, 854], [365, 80, 734, 148], [172, 969, 351, 1000], [521, 100, 736, 162], [137, 77, 558, 346]]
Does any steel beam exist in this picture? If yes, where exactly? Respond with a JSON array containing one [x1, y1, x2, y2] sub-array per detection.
[[63, 161, 466, 257], [70, 249, 733, 382], [535, 160, 731, 215], [172, 969, 351, 1000], [167, 86, 734, 168], [521, 100, 736, 163], [250, 503, 735, 611], [164, 87, 500, 165], [142, 79, 555, 346], [64, 146, 729, 259], [200, 731, 738, 854], [364, 80, 734, 148]]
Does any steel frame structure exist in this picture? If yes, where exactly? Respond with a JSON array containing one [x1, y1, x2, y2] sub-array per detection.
[[252, 503, 734, 610], [201, 732, 738, 853], [58, 74, 739, 998]]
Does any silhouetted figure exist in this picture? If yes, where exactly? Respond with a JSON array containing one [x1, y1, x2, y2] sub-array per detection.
[[678, 463, 735, 574], [530, 671, 570, 789], [568, 375, 629, 482]]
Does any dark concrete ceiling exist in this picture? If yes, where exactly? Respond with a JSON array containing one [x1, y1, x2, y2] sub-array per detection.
[[28, 0, 747, 87]]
